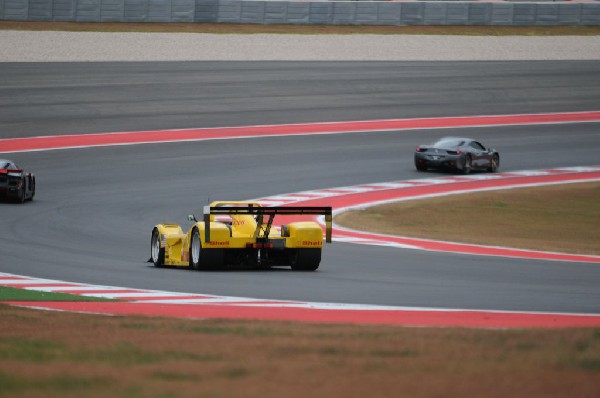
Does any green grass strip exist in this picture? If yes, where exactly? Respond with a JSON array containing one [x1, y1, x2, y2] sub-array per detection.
[[0, 286, 117, 302]]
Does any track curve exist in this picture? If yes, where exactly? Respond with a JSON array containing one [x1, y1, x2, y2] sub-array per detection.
[[1, 61, 600, 315], [253, 167, 600, 263]]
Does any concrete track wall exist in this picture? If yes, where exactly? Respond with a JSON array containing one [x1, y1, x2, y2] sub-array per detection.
[[1, 0, 599, 25]]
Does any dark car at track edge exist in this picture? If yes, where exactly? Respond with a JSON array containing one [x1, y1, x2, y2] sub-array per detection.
[[0, 159, 35, 203], [414, 137, 500, 174]]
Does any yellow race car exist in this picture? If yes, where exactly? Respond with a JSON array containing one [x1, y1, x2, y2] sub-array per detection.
[[150, 201, 332, 271]]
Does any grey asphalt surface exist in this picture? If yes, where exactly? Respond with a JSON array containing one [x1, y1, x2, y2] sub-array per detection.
[[1, 61, 599, 314], [2, 31, 599, 62], [2, 61, 600, 139]]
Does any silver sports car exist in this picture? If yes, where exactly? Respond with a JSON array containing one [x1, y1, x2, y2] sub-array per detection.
[[414, 137, 499, 174]]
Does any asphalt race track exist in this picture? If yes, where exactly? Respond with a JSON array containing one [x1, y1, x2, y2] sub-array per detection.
[[1, 61, 599, 315]]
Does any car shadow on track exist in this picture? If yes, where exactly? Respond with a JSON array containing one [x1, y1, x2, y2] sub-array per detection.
[[145, 264, 296, 273]]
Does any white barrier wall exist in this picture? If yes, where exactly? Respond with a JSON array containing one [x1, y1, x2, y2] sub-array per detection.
[[1, 0, 599, 25]]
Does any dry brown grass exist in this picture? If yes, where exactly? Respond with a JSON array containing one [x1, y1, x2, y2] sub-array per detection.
[[1, 21, 599, 35], [335, 182, 600, 255], [1, 304, 599, 398]]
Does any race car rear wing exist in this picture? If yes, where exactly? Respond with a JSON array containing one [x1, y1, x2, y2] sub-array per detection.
[[202, 206, 332, 243]]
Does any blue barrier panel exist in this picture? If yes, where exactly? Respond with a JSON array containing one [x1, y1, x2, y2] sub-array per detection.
[[557, 3, 580, 25], [377, 3, 401, 26], [124, 0, 147, 22], [241, 1, 264, 23], [53, 0, 76, 21], [447, 3, 468, 25], [401, 3, 424, 25], [218, 0, 242, 23], [355, 3, 378, 25], [468, 3, 491, 25], [76, 0, 100, 22], [308, 2, 332, 24], [332, 2, 355, 25], [100, 0, 124, 21], [195, 0, 218, 22], [5, 0, 29, 21], [513, 3, 536, 26], [1, 1, 599, 26], [490, 3, 513, 26], [582, 3, 600, 25], [264, 1, 286, 24], [287, 2, 309, 24], [148, 0, 170, 22], [241, 1, 262, 22], [424, 2, 446, 25], [172, 0, 194, 22], [29, 0, 51, 20], [536, 4, 559, 26]]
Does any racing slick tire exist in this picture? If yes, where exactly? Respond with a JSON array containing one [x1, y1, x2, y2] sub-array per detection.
[[189, 228, 224, 270], [16, 179, 26, 203], [28, 176, 35, 201], [291, 248, 321, 271], [487, 154, 500, 173], [189, 228, 202, 270], [151, 228, 165, 267], [415, 162, 427, 172]]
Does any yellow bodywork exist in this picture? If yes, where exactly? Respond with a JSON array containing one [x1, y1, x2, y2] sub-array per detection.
[[153, 201, 327, 267]]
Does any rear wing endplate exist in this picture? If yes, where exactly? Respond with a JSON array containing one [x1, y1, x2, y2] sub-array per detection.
[[203, 206, 332, 243]]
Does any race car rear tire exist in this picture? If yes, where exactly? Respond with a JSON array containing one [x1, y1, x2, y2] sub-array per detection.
[[16, 179, 26, 203], [189, 228, 224, 270], [151, 228, 165, 267], [291, 249, 321, 271], [28, 176, 35, 201]]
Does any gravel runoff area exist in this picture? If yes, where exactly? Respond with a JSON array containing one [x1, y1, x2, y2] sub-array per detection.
[[1, 30, 600, 61]]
